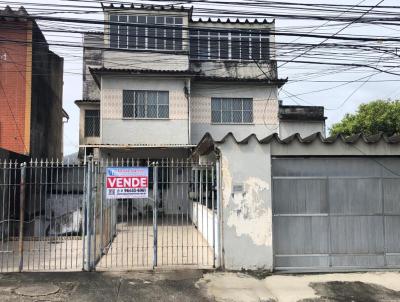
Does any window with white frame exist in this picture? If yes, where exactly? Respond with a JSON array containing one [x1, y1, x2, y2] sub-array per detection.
[[211, 98, 253, 124], [190, 28, 269, 61], [109, 14, 183, 51], [84, 110, 100, 137], [123, 90, 169, 119]]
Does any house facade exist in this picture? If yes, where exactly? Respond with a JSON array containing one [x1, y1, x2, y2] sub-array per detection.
[[75, 3, 326, 159], [0, 6, 67, 159]]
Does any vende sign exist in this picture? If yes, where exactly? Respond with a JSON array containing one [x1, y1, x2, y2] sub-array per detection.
[[106, 167, 149, 199]]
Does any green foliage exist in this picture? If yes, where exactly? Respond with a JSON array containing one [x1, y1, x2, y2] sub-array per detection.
[[329, 100, 400, 136]]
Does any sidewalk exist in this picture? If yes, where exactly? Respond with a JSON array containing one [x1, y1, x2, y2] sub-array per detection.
[[1, 269, 400, 301]]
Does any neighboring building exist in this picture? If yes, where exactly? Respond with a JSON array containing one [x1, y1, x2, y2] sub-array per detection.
[[76, 3, 309, 158], [0, 6, 66, 159], [279, 104, 326, 138]]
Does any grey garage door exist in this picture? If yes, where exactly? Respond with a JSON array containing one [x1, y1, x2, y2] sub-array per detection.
[[272, 157, 400, 271]]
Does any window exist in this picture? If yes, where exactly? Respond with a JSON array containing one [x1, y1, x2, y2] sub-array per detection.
[[189, 28, 269, 61], [211, 98, 253, 124], [123, 90, 169, 119], [109, 14, 184, 51], [85, 110, 100, 137]]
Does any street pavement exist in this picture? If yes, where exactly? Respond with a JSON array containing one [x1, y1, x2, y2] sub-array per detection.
[[1, 269, 400, 301]]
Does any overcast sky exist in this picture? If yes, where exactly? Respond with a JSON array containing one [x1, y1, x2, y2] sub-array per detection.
[[4, 0, 399, 155]]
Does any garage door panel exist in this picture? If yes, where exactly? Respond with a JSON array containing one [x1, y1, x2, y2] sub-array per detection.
[[383, 179, 400, 214], [329, 179, 381, 215], [385, 216, 400, 253], [331, 254, 385, 268], [330, 216, 384, 254], [273, 179, 327, 214], [274, 216, 329, 254], [386, 255, 400, 267], [275, 255, 329, 269]]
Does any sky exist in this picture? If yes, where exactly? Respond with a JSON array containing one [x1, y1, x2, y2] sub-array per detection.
[[3, 0, 400, 155]]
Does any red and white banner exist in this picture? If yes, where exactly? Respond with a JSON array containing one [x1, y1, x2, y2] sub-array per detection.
[[106, 167, 148, 199]]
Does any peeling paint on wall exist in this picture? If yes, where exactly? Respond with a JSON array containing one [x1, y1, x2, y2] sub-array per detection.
[[222, 155, 272, 247]]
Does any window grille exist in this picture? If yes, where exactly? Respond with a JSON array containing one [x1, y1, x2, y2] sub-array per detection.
[[85, 110, 100, 137], [110, 14, 184, 51], [211, 98, 253, 124], [189, 28, 269, 61], [123, 90, 169, 119]]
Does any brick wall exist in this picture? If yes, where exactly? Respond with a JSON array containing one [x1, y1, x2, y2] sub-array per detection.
[[0, 20, 30, 155]]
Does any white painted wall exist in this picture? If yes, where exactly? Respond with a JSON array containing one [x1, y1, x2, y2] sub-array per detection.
[[216, 136, 273, 270]]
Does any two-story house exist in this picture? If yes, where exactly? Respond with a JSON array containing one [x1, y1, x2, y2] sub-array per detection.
[[76, 3, 324, 159]]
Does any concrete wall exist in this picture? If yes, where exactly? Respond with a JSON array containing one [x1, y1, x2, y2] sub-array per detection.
[[101, 76, 189, 145], [30, 25, 64, 159], [279, 120, 325, 139], [191, 82, 279, 144], [216, 136, 273, 270], [83, 33, 103, 101]]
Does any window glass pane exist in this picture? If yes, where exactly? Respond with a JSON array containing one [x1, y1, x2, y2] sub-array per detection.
[[240, 32, 250, 60], [211, 111, 221, 123], [175, 18, 183, 50], [128, 16, 137, 49], [243, 99, 253, 110], [189, 29, 199, 59], [232, 99, 242, 110], [147, 91, 157, 105], [233, 111, 242, 123], [158, 105, 169, 118], [166, 17, 174, 50], [210, 30, 219, 60], [199, 29, 209, 59], [251, 32, 261, 60], [261, 31, 269, 60], [211, 98, 221, 110], [243, 111, 253, 123], [147, 16, 156, 49], [119, 24, 128, 48], [136, 91, 146, 105], [110, 15, 118, 48], [220, 32, 229, 59], [137, 16, 146, 48], [135, 105, 145, 118], [158, 92, 169, 105], [222, 111, 231, 123], [221, 99, 232, 111], [231, 33, 240, 60], [123, 105, 133, 118], [156, 16, 165, 50], [147, 105, 157, 118]]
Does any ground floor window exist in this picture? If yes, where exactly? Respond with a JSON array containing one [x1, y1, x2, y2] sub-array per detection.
[[123, 90, 169, 119], [211, 98, 253, 124], [84, 109, 100, 137]]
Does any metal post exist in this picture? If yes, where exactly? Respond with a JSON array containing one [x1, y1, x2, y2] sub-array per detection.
[[84, 156, 93, 271], [153, 164, 158, 269], [18, 163, 26, 272], [215, 154, 224, 269]]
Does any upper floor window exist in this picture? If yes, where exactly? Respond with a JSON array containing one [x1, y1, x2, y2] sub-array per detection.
[[190, 29, 269, 61], [109, 14, 183, 51], [85, 110, 100, 137], [123, 90, 169, 119], [211, 98, 253, 124]]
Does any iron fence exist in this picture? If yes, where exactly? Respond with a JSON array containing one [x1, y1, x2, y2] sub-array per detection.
[[0, 157, 219, 272]]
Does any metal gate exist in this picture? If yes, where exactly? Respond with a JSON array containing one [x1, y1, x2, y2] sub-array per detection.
[[272, 157, 400, 271], [0, 157, 219, 272]]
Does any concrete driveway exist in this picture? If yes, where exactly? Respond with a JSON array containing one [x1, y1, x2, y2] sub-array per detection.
[[1, 270, 400, 301]]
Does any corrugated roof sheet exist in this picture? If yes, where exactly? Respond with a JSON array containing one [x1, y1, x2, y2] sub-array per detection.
[[90, 67, 195, 75], [75, 99, 100, 105], [101, 3, 193, 14], [190, 17, 274, 25], [200, 132, 400, 146]]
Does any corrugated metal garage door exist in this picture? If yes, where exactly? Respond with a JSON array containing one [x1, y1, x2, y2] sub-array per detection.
[[272, 157, 400, 271]]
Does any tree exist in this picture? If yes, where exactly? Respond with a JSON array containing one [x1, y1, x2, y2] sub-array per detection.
[[329, 100, 400, 136]]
